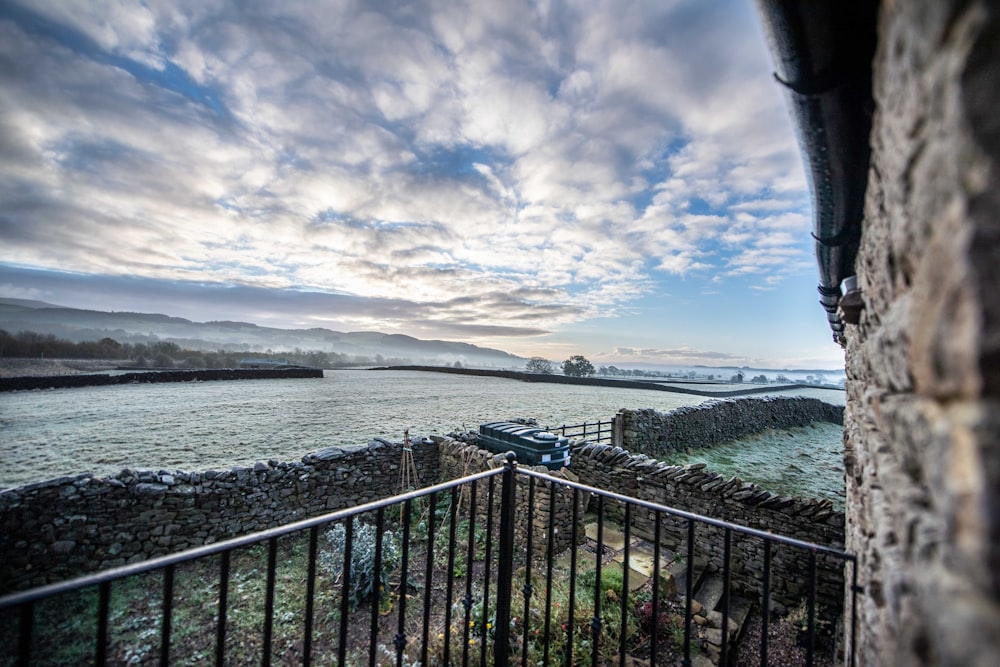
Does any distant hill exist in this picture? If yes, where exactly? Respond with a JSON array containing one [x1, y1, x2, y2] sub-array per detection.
[[0, 299, 525, 368], [0, 298, 67, 310]]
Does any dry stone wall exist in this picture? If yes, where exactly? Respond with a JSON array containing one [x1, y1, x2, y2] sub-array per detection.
[[617, 396, 843, 456], [2, 398, 849, 607], [842, 2, 1000, 665], [570, 442, 846, 616], [0, 439, 439, 593], [0, 367, 323, 392]]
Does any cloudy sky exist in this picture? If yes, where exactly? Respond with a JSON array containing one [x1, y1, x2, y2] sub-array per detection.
[[0, 0, 844, 370]]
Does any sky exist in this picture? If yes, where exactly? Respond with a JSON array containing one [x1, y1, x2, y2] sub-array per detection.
[[0, 0, 846, 371]]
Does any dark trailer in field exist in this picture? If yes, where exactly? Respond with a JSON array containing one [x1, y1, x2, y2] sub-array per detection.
[[477, 421, 571, 470]]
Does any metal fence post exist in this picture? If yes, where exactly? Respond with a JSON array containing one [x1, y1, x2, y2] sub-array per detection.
[[493, 453, 518, 667]]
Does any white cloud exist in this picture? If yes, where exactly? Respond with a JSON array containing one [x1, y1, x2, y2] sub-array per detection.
[[25, 0, 161, 58], [0, 0, 829, 364]]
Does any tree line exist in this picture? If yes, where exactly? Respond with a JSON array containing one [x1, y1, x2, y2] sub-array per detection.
[[523, 354, 803, 384], [0, 330, 146, 361], [0, 329, 413, 369], [525, 355, 596, 377]]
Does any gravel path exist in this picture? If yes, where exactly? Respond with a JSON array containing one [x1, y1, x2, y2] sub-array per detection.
[[736, 610, 835, 667]]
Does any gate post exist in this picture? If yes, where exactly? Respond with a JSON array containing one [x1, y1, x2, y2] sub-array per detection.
[[493, 453, 517, 667]]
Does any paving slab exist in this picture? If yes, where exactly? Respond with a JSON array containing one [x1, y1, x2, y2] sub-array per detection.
[[584, 522, 629, 551], [554, 547, 595, 572], [616, 564, 650, 592], [613, 542, 664, 577]]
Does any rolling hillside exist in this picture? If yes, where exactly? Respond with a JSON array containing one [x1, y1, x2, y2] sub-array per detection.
[[0, 299, 525, 368]]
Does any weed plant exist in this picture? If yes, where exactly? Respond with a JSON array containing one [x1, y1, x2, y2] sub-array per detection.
[[320, 519, 400, 611]]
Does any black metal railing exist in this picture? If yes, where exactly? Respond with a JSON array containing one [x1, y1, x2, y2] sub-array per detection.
[[554, 419, 614, 443], [0, 458, 858, 666]]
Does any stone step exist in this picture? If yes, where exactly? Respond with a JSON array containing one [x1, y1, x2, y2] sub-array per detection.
[[690, 654, 715, 667], [694, 573, 726, 613], [727, 595, 753, 634], [703, 595, 754, 666], [706, 594, 753, 639], [668, 555, 709, 598]]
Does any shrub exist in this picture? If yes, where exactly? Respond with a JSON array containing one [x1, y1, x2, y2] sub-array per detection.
[[320, 519, 400, 610], [184, 356, 206, 368], [528, 563, 638, 665], [786, 599, 835, 649], [153, 353, 174, 368], [579, 565, 626, 601]]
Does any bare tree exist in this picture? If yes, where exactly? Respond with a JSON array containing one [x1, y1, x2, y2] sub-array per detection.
[[562, 355, 595, 377], [526, 357, 553, 374]]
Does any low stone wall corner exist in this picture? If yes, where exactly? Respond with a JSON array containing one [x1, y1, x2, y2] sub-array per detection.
[[569, 440, 846, 614], [618, 396, 844, 455]]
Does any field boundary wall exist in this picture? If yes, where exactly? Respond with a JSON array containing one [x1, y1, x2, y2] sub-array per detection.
[[0, 367, 323, 392], [0, 440, 439, 593], [617, 396, 843, 455]]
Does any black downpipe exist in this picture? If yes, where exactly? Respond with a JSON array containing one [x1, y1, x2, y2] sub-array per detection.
[[754, 0, 878, 343]]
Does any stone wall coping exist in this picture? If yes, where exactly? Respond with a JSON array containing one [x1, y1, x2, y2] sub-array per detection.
[[0, 437, 432, 500]]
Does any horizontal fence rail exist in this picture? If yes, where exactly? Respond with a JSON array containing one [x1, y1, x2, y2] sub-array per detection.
[[554, 419, 615, 444], [0, 458, 857, 666]]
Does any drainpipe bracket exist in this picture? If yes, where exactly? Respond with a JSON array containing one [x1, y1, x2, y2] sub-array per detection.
[[838, 276, 865, 325]]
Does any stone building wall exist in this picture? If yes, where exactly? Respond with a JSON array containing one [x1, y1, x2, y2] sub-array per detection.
[[617, 396, 843, 456], [843, 2, 1000, 665], [569, 442, 846, 615], [0, 440, 440, 593]]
